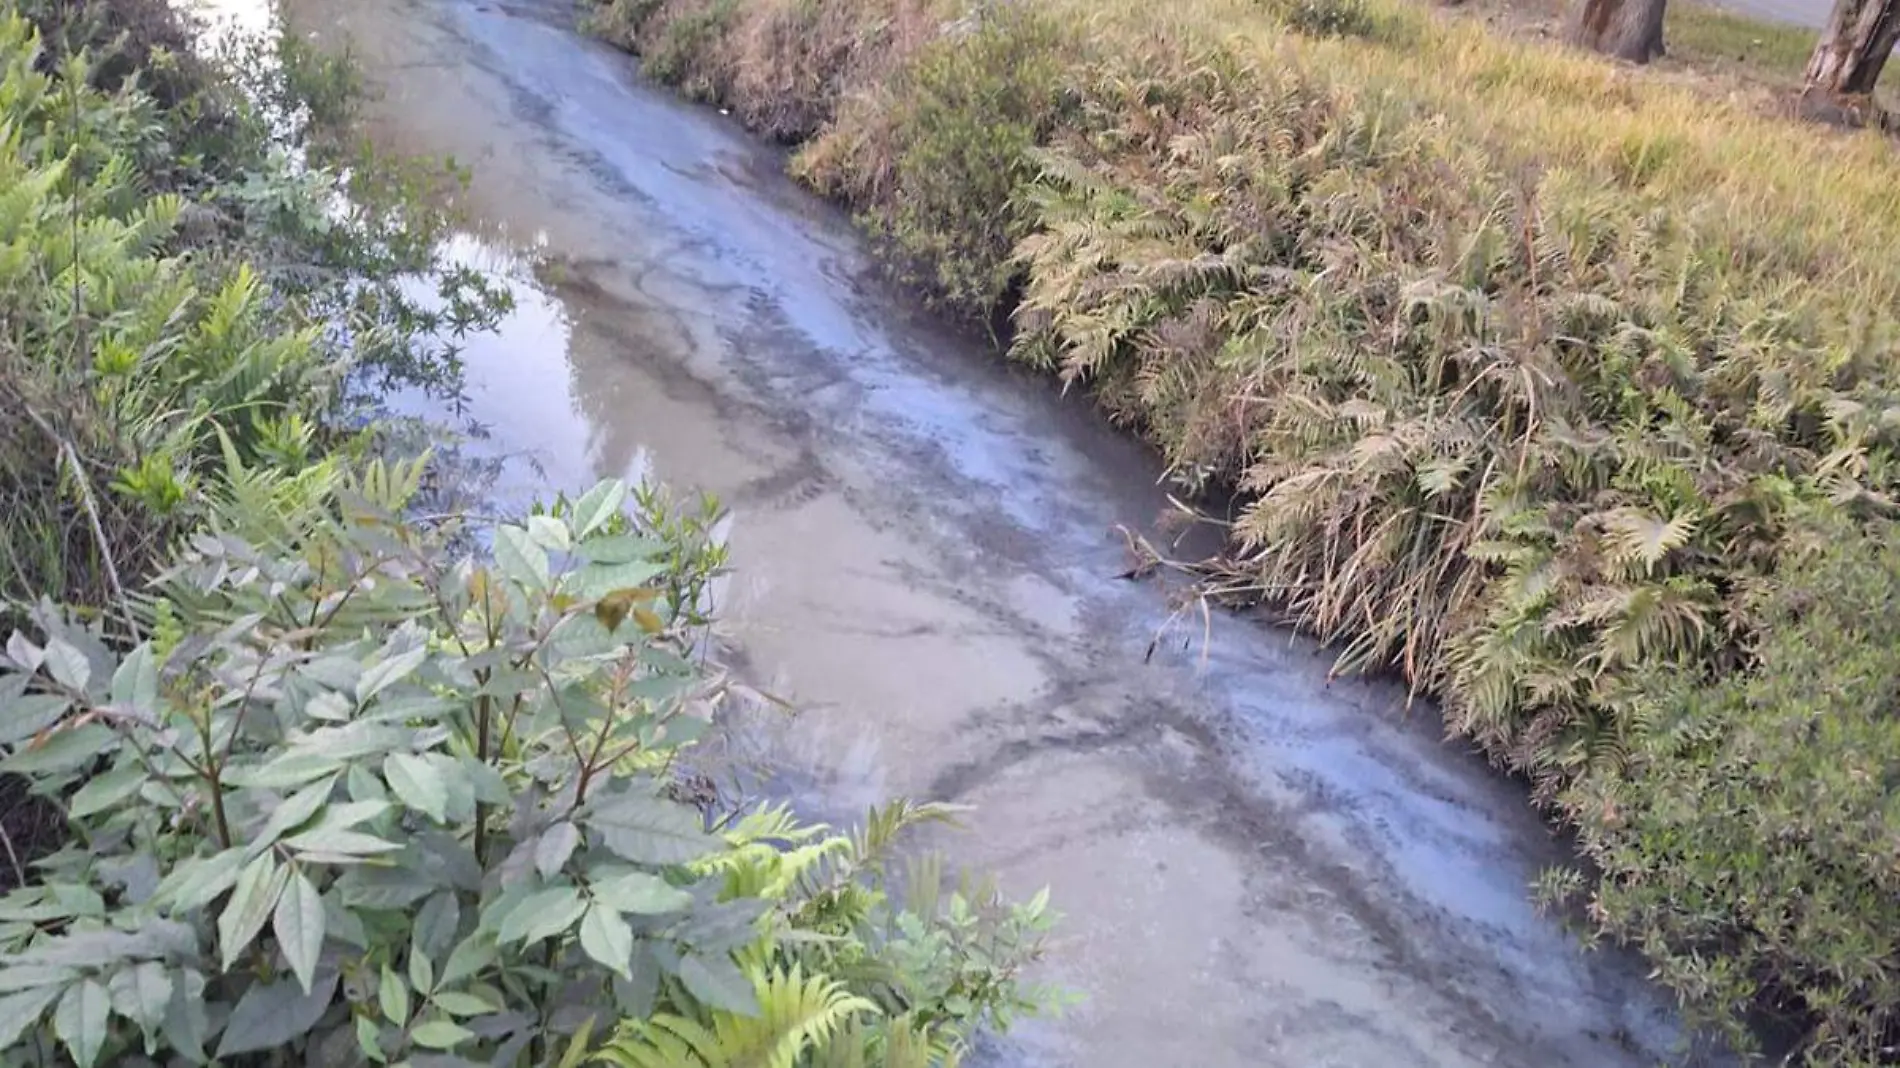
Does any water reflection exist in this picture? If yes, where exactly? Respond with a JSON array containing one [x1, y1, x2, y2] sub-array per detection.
[[371, 233, 607, 509]]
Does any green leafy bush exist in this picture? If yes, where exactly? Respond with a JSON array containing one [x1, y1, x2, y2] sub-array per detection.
[[0, 7, 509, 627], [0, 471, 1053, 1066], [1559, 511, 1900, 1064], [1267, 0, 1386, 41], [824, 7, 1075, 316], [0, 13, 334, 623]]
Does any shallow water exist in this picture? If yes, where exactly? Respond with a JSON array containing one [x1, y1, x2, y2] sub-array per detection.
[[278, 0, 1692, 1062]]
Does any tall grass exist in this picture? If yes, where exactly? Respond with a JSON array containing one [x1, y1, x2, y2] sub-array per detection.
[[589, 0, 1900, 1056]]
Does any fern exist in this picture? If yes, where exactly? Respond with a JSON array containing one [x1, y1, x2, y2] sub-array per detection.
[[1600, 507, 1700, 576], [598, 965, 877, 1068]]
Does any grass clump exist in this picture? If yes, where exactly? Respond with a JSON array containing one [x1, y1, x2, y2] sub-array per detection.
[[592, 0, 1900, 1056]]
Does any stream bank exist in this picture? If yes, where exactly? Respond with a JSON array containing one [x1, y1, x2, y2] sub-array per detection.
[[281, 0, 1693, 1062]]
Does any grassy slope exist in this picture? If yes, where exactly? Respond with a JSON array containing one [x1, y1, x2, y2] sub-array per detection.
[[589, 0, 1900, 1057]]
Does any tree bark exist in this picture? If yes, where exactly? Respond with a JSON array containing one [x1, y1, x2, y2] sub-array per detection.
[[1805, 0, 1900, 96], [1569, 0, 1668, 64]]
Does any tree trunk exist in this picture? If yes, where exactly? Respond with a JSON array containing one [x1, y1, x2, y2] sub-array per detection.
[[1805, 0, 1900, 96], [1570, 0, 1668, 64]]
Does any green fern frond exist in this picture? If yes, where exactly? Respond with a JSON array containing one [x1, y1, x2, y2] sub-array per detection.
[[598, 964, 877, 1068], [1600, 507, 1699, 575]]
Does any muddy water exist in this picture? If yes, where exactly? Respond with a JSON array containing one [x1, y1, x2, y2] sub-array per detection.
[[278, 0, 1687, 1062]]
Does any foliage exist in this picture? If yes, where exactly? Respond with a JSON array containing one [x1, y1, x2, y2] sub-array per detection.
[[824, 6, 1075, 316], [1555, 510, 1900, 1065], [0, 474, 1054, 1066], [0, 3, 509, 628], [590, 0, 1900, 1055], [1262, 0, 1391, 42], [0, 11, 334, 627]]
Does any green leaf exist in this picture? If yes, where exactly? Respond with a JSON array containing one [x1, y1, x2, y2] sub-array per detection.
[[235, 749, 345, 789], [677, 952, 759, 1016], [67, 760, 145, 818], [586, 794, 715, 865], [0, 985, 63, 1049], [569, 480, 627, 538], [275, 871, 326, 994], [493, 525, 549, 590], [0, 965, 78, 993], [496, 886, 584, 946], [569, 559, 669, 601], [152, 847, 247, 912], [347, 763, 389, 803], [216, 971, 338, 1058], [535, 821, 581, 878], [462, 757, 509, 805], [5, 633, 42, 672], [408, 945, 434, 997], [356, 1013, 388, 1063], [218, 854, 287, 970], [410, 1019, 476, 1050], [527, 514, 572, 552], [312, 799, 393, 831], [378, 965, 409, 1027], [0, 694, 70, 747], [42, 638, 90, 693], [53, 978, 108, 1067], [590, 870, 692, 915], [414, 891, 461, 961], [556, 1016, 598, 1068], [2, 724, 113, 775], [160, 972, 208, 1062], [578, 534, 665, 565], [427, 990, 497, 1017], [305, 690, 352, 722], [440, 931, 497, 988], [578, 905, 634, 979], [248, 774, 339, 857], [283, 827, 401, 857], [356, 646, 428, 705], [108, 644, 158, 715], [106, 962, 171, 1034], [384, 752, 447, 822]]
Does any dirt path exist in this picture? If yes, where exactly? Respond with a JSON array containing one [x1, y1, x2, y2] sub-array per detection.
[[272, 0, 1691, 1062]]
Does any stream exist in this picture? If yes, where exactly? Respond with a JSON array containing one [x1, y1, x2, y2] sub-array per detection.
[[259, 0, 1689, 1062]]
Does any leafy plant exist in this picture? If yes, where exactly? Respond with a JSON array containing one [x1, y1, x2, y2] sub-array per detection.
[[1557, 509, 1900, 1065], [0, 473, 1053, 1066], [0, 3, 513, 629]]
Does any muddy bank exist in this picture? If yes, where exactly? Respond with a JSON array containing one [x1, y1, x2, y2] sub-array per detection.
[[279, 0, 1691, 1062]]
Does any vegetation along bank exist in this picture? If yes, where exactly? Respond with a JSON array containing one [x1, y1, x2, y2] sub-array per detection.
[[0, 2, 1055, 1064], [586, 0, 1900, 1060]]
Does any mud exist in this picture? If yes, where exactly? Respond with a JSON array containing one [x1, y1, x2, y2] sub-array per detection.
[[263, 0, 1691, 1062]]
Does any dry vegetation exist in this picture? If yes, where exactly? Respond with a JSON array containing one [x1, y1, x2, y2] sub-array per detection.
[[588, 0, 1900, 1058]]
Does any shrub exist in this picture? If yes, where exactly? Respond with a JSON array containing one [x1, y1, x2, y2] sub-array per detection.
[[1560, 510, 1900, 1065], [0, 471, 1055, 1065], [836, 6, 1076, 317], [0, 9, 508, 628], [0, 14, 334, 625], [1267, 0, 1386, 41]]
